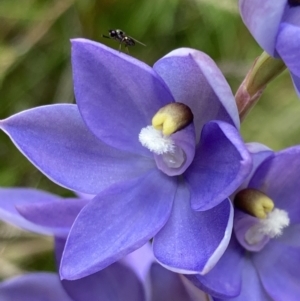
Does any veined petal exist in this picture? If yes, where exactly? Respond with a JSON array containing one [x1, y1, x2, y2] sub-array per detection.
[[276, 22, 300, 78], [214, 257, 272, 301], [60, 170, 176, 280], [0, 188, 62, 235], [62, 262, 145, 301], [185, 121, 252, 211], [249, 146, 300, 224], [16, 199, 88, 238], [0, 273, 73, 301], [0, 104, 155, 195], [56, 238, 148, 301], [72, 38, 174, 156], [153, 181, 233, 275], [153, 48, 239, 142], [239, 0, 287, 56], [253, 238, 300, 301], [187, 236, 244, 298]]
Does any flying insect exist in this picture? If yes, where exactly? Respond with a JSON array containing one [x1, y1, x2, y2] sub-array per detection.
[[102, 29, 146, 53]]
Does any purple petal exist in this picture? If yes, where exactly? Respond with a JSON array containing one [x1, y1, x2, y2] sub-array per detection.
[[62, 262, 145, 301], [0, 104, 155, 194], [214, 257, 272, 301], [150, 263, 195, 301], [185, 121, 252, 211], [153, 181, 233, 274], [120, 243, 154, 284], [60, 170, 176, 280], [291, 72, 300, 97], [0, 273, 73, 301], [56, 238, 147, 301], [72, 38, 174, 156], [16, 199, 88, 238], [154, 123, 196, 176], [180, 277, 211, 301], [186, 236, 244, 298], [0, 188, 63, 235], [239, 0, 287, 55], [249, 146, 300, 224], [239, 143, 273, 189], [153, 48, 239, 142], [276, 22, 300, 78], [253, 237, 300, 301]]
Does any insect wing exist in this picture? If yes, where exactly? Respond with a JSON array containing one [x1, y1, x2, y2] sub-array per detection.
[[127, 36, 146, 46]]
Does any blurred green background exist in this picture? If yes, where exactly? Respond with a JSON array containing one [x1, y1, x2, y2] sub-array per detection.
[[0, 0, 299, 278]]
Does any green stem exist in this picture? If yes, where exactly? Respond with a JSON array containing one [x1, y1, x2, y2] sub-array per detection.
[[235, 52, 286, 121]]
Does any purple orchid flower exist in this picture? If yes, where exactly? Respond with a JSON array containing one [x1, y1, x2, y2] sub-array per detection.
[[0, 190, 208, 301], [0, 39, 252, 282], [239, 0, 300, 96], [188, 143, 300, 300]]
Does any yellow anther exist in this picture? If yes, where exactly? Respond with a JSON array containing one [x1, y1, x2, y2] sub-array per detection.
[[234, 189, 274, 219], [152, 103, 193, 136]]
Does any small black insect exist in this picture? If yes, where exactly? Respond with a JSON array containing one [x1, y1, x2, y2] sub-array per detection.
[[102, 29, 146, 53], [288, 0, 300, 6]]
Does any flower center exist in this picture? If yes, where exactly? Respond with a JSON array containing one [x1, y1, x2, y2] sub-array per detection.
[[234, 189, 290, 251], [245, 208, 290, 245], [138, 102, 195, 176], [138, 126, 186, 168]]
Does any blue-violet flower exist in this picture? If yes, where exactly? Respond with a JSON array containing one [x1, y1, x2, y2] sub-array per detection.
[[189, 143, 300, 300], [0, 39, 252, 281]]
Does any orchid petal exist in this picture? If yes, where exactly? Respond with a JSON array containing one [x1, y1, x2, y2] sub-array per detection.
[[16, 199, 88, 238], [240, 143, 273, 189], [153, 48, 239, 142], [0, 188, 62, 235], [120, 243, 155, 284], [72, 38, 174, 156], [55, 238, 147, 301], [153, 181, 233, 275], [277, 22, 300, 78], [249, 146, 300, 224], [62, 262, 145, 301], [0, 104, 155, 194], [239, 0, 287, 55], [60, 170, 176, 280], [185, 121, 252, 211], [214, 257, 272, 301], [150, 263, 194, 301], [0, 273, 73, 301], [187, 236, 244, 298], [253, 238, 300, 301]]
